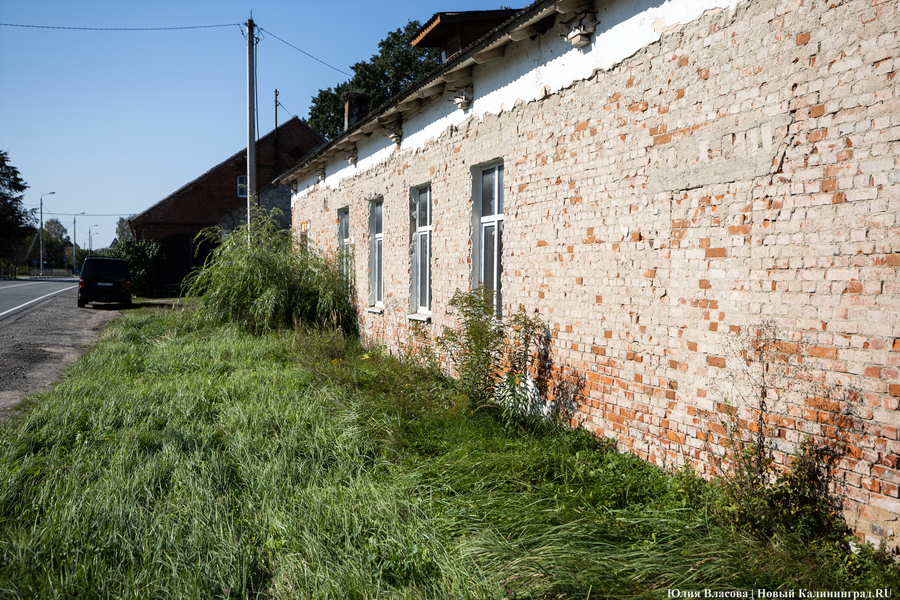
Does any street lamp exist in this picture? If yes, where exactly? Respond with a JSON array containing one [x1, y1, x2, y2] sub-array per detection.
[[73, 212, 85, 276], [88, 225, 98, 257], [39, 192, 55, 275]]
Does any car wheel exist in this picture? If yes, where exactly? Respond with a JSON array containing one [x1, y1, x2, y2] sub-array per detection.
[[77, 299, 86, 308]]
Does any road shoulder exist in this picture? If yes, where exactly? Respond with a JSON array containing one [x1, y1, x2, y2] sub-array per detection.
[[0, 290, 122, 420]]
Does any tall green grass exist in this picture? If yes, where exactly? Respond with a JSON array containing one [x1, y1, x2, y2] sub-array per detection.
[[0, 308, 897, 598], [184, 210, 355, 333]]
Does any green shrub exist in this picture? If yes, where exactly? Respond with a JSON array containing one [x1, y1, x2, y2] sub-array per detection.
[[184, 210, 355, 333], [105, 238, 161, 296]]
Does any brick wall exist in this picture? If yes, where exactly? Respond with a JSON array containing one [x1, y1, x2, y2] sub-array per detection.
[[293, 0, 900, 546]]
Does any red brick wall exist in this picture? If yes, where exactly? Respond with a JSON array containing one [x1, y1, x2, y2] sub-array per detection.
[[293, 0, 899, 546]]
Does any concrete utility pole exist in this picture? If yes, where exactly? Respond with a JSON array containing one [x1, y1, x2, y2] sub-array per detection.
[[246, 17, 257, 232], [274, 89, 279, 177], [73, 212, 84, 276], [39, 192, 55, 274]]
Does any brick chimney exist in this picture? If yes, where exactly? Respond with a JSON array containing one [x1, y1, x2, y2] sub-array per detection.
[[341, 91, 370, 132]]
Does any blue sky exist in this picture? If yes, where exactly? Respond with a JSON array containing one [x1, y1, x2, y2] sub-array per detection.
[[1, 0, 507, 251]]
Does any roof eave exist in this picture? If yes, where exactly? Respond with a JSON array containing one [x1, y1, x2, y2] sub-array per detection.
[[274, 0, 569, 186]]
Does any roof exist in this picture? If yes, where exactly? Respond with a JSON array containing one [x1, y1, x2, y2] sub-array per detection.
[[132, 116, 322, 233], [274, 0, 591, 185], [412, 10, 522, 47]]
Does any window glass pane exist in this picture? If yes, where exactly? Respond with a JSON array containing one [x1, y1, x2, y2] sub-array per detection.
[[497, 165, 504, 215], [481, 167, 495, 217], [339, 210, 348, 243], [418, 187, 430, 228], [496, 221, 503, 314], [376, 238, 383, 303], [418, 232, 429, 310], [374, 202, 383, 234], [482, 224, 495, 290]]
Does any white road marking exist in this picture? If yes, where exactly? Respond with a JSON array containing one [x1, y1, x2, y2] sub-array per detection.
[[0, 282, 54, 291], [0, 285, 78, 319]]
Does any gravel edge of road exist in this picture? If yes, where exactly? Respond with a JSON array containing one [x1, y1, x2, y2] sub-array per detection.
[[0, 289, 123, 420]]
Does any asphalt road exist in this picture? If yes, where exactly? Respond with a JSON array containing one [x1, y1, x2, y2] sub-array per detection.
[[0, 286, 121, 419], [0, 279, 79, 322]]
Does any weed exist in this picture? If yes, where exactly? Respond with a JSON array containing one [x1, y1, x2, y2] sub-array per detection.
[[438, 286, 546, 430], [708, 322, 862, 543]]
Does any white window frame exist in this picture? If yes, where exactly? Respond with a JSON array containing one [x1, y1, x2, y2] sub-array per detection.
[[413, 185, 432, 314], [475, 162, 504, 315], [370, 200, 384, 308], [238, 175, 248, 198]]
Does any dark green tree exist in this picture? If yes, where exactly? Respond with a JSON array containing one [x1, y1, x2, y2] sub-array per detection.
[[307, 21, 440, 139], [105, 238, 161, 296], [0, 151, 34, 264]]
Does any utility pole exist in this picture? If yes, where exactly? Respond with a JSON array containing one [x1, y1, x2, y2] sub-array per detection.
[[73, 212, 84, 276], [39, 191, 55, 275], [246, 16, 257, 233], [274, 89, 279, 177]]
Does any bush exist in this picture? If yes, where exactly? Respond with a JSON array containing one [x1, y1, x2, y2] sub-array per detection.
[[105, 238, 161, 296], [184, 210, 355, 333]]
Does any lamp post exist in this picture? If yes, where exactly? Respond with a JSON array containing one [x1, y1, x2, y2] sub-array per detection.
[[39, 192, 55, 275], [88, 225, 98, 257], [73, 212, 84, 276]]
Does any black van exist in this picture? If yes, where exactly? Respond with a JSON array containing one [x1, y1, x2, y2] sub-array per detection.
[[78, 258, 132, 308]]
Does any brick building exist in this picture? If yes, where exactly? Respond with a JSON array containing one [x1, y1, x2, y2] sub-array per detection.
[[130, 116, 323, 291], [275, 0, 900, 546]]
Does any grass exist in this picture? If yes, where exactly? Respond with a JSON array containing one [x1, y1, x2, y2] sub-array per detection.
[[0, 305, 897, 599]]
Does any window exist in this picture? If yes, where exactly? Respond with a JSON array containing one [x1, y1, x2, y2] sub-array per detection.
[[238, 176, 248, 198], [476, 163, 503, 315], [412, 186, 432, 314], [338, 208, 350, 279], [298, 220, 310, 246], [369, 201, 384, 307]]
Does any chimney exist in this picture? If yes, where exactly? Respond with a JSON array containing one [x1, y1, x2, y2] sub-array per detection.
[[341, 91, 370, 132]]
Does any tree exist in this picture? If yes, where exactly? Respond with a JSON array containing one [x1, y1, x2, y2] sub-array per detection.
[[115, 217, 134, 242], [42, 218, 71, 268], [0, 150, 34, 264], [307, 21, 440, 139], [44, 218, 69, 244]]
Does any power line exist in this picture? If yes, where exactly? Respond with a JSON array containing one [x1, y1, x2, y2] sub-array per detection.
[[258, 27, 351, 77], [0, 22, 240, 31], [47, 212, 132, 217], [4, 19, 351, 82], [277, 101, 294, 118]]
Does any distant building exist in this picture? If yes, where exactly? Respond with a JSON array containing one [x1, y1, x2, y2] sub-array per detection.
[[130, 116, 322, 291]]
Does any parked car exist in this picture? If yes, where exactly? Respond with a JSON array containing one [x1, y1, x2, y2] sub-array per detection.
[[78, 257, 132, 308]]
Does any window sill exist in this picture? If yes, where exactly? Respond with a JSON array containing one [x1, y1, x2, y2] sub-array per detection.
[[366, 306, 384, 314], [407, 313, 431, 323]]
